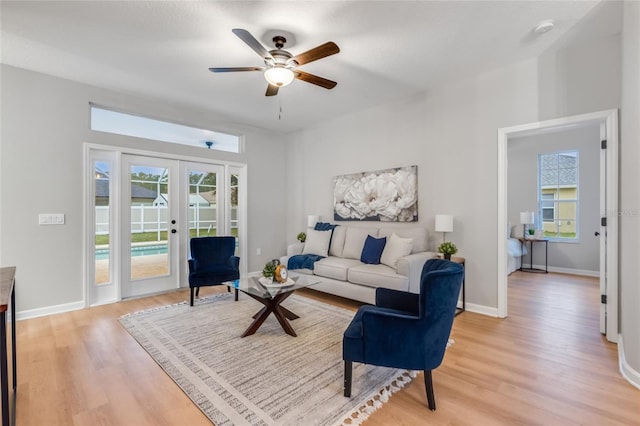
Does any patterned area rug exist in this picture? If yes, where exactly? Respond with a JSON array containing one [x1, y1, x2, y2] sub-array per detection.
[[119, 293, 416, 426]]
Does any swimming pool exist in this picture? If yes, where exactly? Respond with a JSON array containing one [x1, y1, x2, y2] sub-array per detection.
[[95, 244, 168, 260]]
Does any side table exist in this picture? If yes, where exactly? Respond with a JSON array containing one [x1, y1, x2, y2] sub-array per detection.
[[440, 255, 465, 315], [518, 238, 548, 273]]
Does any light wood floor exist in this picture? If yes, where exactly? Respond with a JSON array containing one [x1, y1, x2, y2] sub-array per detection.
[[14, 272, 639, 425]]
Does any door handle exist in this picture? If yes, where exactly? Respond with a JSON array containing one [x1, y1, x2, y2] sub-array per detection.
[[594, 231, 600, 236], [171, 229, 177, 234]]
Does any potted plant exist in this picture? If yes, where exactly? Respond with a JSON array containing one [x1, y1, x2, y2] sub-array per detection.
[[438, 241, 458, 260], [262, 261, 276, 283], [297, 232, 307, 243]]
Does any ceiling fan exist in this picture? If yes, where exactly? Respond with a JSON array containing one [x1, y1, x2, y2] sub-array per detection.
[[209, 29, 340, 96]]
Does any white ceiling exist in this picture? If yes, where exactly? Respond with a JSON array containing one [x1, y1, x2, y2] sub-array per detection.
[[0, 1, 620, 133]]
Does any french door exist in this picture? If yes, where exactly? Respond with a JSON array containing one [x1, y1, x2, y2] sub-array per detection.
[[121, 155, 180, 298], [183, 162, 225, 257], [87, 147, 245, 306]]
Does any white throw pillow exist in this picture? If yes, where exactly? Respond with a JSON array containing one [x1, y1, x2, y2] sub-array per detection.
[[379, 227, 427, 253], [342, 227, 378, 260], [302, 229, 332, 257], [329, 225, 346, 257], [511, 224, 523, 238], [380, 233, 414, 269]]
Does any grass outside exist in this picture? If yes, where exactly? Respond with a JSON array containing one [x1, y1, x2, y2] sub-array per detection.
[[95, 228, 238, 245], [543, 232, 577, 238]]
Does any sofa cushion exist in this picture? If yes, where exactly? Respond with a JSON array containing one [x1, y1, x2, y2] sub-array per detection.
[[347, 264, 409, 291], [342, 227, 379, 260], [380, 233, 414, 269], [314, 257, 363, 281], [330, 225, 346, 257], [302, 229, 332, 257], [360, 235, 387, 264], [379, 227, 427, 254]]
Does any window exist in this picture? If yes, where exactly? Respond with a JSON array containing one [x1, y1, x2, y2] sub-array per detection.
[[90, 105, 241, 153], [538, 151, 579, 240], [541, 193, 555, 222], [94, 159, 112, 285]]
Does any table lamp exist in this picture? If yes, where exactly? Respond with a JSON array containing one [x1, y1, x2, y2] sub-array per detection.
[[435, 214, 453, 243], [520, 211, 535, 238], [307, 215, 320, 228]]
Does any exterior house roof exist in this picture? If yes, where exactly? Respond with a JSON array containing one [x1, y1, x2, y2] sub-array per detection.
[[95, 179, 157, 199], [199, 190, 216, 204], [541, 153, 577, 187], [153, 193, 210, 206]]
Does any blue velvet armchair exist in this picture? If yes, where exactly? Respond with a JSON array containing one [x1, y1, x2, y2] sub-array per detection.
[[342, 258, 464, 411], [188, 236, 240, 306]]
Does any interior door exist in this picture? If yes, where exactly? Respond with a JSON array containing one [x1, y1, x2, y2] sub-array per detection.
[[599, 124, 607, 335], [122, 155, 180, 298]]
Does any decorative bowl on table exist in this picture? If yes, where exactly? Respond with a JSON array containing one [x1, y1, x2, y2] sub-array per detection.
[[259, 277, 295, 287]]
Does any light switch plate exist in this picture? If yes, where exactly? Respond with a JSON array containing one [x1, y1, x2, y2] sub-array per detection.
[[39, 214, 65, 225]]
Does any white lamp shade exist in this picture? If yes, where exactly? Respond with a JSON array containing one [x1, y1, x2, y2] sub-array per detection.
[[435, 215, 453, 233], [307, 215, 320, 228], [520, 211, 535, 225], [264, 67, 295, 87]]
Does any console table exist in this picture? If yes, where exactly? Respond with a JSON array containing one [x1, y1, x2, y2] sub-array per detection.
[[519, 239, 548, 273], [1, 267, 16, 426]]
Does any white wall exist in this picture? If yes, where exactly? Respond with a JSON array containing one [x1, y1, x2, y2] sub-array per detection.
[[507, 124, 600, 273], [286, 32, 621, 312], [0, 64, 288, 312], [620, 0, 640, 385]]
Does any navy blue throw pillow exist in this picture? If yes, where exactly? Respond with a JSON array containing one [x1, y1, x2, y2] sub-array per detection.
[[360, 235, 387, 265], [314, 222, 336, 231]]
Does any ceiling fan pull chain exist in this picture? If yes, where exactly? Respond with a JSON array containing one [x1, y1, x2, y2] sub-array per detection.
[[279, 98, 283, 121]]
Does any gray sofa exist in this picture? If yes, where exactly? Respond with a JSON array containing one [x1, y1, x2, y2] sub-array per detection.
[[279, 225, 437, 304]]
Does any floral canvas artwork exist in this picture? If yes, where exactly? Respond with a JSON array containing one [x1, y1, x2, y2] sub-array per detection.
[[333, 165, 418, 222]]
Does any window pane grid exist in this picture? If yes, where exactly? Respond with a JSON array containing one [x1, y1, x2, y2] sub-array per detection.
[[538, 151, 579, 240]]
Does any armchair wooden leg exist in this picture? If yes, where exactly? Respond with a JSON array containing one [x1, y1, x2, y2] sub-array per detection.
[[222, 285, 238, 302], [190, 288, 195, 306], [424, 370, 436, 411], [344, 360, 352, 397], [195, 287, 200, 297], [226, 285, 239, 301]]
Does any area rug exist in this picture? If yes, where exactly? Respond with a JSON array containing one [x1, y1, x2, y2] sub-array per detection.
[[119, 293, 416, 426]]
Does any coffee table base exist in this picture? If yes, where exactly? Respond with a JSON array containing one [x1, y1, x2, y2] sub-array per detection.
[[241, 290, 300, 337]]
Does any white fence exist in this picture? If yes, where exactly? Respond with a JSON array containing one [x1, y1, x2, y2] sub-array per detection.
[[95, 206, 237, 235]]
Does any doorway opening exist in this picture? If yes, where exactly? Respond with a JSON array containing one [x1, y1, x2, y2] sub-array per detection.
[[497, 109, 618, 343]]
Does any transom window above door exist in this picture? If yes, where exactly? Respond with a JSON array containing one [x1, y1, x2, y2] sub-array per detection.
[[90, 105, 241, 153]]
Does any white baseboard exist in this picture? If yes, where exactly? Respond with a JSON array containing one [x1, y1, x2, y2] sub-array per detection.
[[526, 264, 599, 277], [16, 300, 85, 321], [463, 302, 498, 317], [618, 334, 640, 390]]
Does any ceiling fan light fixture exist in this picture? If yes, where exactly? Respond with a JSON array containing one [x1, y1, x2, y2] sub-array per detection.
[[264, 66, 295, 87]]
